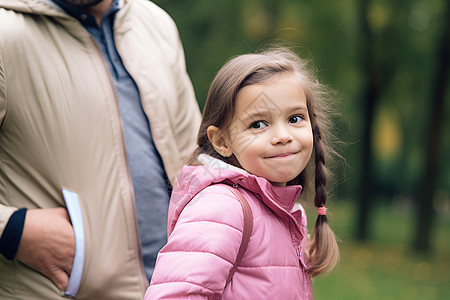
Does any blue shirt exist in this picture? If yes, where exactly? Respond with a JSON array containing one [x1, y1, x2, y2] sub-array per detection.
[[51, 0, 170, 280]]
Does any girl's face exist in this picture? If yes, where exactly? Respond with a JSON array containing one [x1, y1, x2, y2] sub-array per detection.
[[224, 74, 314, 185]]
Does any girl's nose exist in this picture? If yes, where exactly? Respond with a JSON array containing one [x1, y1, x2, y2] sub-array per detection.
[[270, 125, 293, 145]]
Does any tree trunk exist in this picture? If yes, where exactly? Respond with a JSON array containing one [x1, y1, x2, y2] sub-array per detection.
[[414, 0, 450, 253], [356, 0, 378, 241]]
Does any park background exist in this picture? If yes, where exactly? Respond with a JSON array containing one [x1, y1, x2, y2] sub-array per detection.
[[153, 0, 449, 299]]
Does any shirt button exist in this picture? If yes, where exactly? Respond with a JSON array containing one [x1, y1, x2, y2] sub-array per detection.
[[80, 14, 87, 20]]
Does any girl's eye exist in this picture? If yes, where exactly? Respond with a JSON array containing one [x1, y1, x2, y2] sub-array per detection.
[[289, 115, 304, 124], [249, 121, 267, 129]]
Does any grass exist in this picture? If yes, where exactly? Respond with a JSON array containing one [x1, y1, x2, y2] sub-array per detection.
[[304, 200, 450, 299]]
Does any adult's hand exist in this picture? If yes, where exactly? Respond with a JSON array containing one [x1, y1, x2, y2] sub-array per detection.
[[15, 207, 75, 291]]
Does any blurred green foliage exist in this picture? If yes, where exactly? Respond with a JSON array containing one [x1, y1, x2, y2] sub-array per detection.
[[306, 202, 450, 299]]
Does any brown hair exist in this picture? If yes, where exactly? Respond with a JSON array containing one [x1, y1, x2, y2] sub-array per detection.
[[190, 47, 339, 277]]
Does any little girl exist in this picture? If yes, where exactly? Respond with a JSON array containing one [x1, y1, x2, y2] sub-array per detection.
[[145, 48, 339, 299]]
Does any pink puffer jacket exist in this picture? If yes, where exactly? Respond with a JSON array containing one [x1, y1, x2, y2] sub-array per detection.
[[145, 156, 312, 299]]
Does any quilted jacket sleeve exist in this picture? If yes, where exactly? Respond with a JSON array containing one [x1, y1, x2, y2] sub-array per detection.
[[145, 185, 245, 299]]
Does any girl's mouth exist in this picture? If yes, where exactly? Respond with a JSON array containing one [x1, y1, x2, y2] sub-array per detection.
[[265, 151, 298, 159]]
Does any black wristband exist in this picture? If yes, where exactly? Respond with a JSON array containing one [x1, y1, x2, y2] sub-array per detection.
[[0, 208, 27, 260]]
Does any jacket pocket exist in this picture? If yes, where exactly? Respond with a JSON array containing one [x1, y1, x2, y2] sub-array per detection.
[[61, 189, 85, 298]]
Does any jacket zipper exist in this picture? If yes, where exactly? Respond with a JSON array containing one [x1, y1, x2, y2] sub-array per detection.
[[88, 35, 148, 289]]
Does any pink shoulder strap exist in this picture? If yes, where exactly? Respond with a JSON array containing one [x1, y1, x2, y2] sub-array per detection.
[[216, 184, 253, 296]]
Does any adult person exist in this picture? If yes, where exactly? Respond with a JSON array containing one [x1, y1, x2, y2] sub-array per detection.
[[0, 0, 201, 298]]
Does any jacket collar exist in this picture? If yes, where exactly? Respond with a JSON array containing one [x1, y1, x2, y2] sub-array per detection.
[[49, 0, 121, 26], [180, 154, 303, 213], [168, 155, 306, 242], [0, 0, 131, 43]]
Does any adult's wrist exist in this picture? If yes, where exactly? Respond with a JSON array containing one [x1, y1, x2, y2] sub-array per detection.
[[0, 208, 27, 260]]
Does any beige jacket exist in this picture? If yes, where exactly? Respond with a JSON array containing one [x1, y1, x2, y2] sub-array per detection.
[[0, 0, 201, 298]]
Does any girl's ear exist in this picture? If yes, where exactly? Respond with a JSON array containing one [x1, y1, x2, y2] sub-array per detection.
[[207, 126, 233, 157]]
